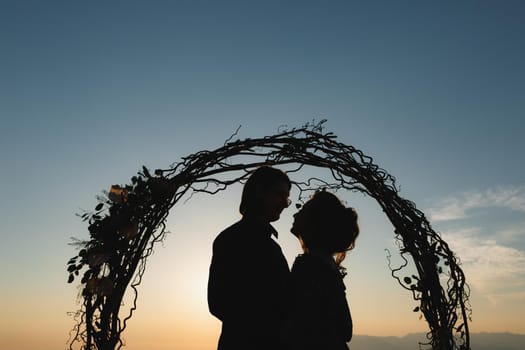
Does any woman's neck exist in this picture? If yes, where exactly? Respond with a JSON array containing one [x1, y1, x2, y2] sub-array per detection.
[[306, 248, 333, 260]]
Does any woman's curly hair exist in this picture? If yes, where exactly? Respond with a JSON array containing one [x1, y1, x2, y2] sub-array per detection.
[[298, 191, 359, 268]]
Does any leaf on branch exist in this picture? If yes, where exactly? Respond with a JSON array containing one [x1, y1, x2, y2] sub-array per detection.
[[142, 166, 151, 178], [81, 271, 91, 284]]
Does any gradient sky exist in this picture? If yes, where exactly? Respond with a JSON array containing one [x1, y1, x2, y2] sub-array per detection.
[[1, 1, 524, 349]]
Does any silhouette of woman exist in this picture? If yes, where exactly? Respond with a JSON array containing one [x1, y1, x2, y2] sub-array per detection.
[[283, 191, 359, 350]]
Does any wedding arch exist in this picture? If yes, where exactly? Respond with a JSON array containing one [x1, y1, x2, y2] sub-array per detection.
[[67, 121, 471, 350]]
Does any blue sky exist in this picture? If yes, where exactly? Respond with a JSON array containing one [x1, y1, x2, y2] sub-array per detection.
[[1, 1, 524, 349]]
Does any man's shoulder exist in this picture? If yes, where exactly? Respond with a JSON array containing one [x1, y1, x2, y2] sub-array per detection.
[[213, 219, 245, 248]]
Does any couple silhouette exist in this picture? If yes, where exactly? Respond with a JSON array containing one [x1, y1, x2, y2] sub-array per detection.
[[208, 166, 359, 350]]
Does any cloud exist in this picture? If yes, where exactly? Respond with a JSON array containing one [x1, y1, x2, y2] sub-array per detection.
[[425, 185, 525, 302], [496, 224, 525, 246], [427, 185, 525, 222], [441, 227, 525, 302]]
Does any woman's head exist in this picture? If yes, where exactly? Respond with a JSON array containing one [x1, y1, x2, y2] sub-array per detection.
[[291, 191, 359, 255]]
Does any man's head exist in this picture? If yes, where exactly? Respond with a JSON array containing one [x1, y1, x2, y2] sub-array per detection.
[[239, 166, 291, 222]]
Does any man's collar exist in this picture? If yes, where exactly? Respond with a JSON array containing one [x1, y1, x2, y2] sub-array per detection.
[[241, 216, 279, 238]]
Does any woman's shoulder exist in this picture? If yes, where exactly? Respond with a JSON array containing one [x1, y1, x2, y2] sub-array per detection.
[[293, 253, 337, 268], [292, 253, 321, 272], [292, 254, 345, 282]]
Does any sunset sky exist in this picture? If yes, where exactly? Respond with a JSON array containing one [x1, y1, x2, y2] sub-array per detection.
[[1, 1, 524, 349]]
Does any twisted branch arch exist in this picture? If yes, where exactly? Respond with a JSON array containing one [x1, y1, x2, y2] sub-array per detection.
[[67, 121, 471, 349]]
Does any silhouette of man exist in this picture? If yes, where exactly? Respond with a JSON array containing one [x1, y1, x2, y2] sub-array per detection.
[[208, 166, 292, 350]]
